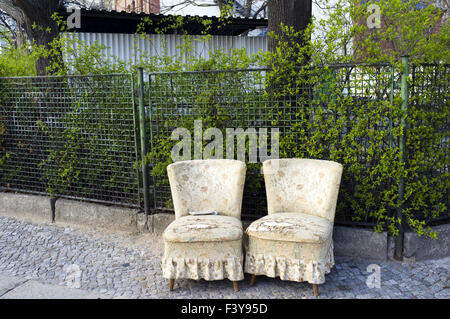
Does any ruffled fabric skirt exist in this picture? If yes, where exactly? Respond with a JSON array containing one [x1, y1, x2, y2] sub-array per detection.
[[244, 237, 334, 284], [161, 240, 244, 281]]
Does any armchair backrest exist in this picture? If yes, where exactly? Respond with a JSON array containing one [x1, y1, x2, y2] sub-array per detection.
[[263, 158, 343, 222], [167, 159, 247, 219]]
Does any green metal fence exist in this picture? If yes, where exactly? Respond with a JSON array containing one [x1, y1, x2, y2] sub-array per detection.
[[147, 69, 273, 218], [146, 62, 449, 228], [0, 63, 447, 233], [0, 74, 140, 207], [408, 63, 449, 225], [146, 65, 397, 223]]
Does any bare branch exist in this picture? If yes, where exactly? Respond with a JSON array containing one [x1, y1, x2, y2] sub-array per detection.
[[0, 0, 26, 25]]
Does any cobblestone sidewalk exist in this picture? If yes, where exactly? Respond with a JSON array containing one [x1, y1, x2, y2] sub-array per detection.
[[0, 216, 448, 299]]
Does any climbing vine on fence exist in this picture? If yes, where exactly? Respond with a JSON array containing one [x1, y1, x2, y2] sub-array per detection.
[[145, 24, 449, 238], [0, 75, 139, 206]]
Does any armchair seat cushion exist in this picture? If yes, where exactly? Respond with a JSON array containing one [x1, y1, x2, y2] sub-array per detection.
[[163, 215, 243, 243], [246, 212, 332, 244]]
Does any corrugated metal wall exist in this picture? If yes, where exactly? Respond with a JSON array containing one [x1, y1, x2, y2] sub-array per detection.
[[64, 32, 268, 65]]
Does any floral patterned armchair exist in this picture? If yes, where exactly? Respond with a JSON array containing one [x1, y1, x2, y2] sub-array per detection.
[[162, 159, 246, 292], [244, 158, 343, 296]]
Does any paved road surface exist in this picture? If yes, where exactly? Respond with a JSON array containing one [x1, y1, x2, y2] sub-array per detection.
[[0, 216, 448, 299]]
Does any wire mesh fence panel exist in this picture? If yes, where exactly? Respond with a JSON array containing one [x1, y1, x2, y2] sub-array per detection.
[[146, 64, 446, 228], [148, 69, 273, 218], [0, 74, 140, 207], [308, 64, 403, 226], [408, 64, 449, 226], [3, 65, 444, 229]]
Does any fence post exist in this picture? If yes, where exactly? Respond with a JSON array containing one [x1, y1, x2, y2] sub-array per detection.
[[394, 56, 409, 261], [148, 74, 156, 231], [388, 64, 395, 148], [137, 68, 151, 221]]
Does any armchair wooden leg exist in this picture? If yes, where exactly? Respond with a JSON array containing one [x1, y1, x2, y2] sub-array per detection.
[[313, 284, 319, 297], [169, 279, 175, 291], [249, 274, 256, 286], [233, 281, 239, 292]]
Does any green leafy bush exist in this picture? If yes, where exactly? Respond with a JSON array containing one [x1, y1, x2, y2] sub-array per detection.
[[145, 61, 448, 238], [0, 1, 447, 237], [0, 75, 139, 205], [0, 46, 37, 77], [144, 18, 448, 237]]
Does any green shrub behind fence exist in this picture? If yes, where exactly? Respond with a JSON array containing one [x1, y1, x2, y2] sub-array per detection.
[[0, 64, 447, 237], [147, 63, 449, 237], [0, 74, 140, 207]]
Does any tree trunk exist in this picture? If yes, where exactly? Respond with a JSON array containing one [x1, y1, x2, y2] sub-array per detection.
[[0, 0, 62, 75], [15, 24, 26, 48], [29, 19, 61, 75], [268, 0, 312, 52], [15, 0, 62, 75]]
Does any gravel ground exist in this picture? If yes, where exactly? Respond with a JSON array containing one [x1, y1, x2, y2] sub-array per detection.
[[0, 216, 448, 299]]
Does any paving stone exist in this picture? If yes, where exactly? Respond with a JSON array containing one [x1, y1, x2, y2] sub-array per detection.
[[0, 216, 448, 299]]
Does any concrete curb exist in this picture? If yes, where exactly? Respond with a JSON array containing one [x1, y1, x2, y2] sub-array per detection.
[[55, 198, 143, 232], [0, 192, 147, 232], [333, 226, 388, 261], [0, 192, 50, 221], [403, 224, 450, 261], [1, 192, 448, 261]]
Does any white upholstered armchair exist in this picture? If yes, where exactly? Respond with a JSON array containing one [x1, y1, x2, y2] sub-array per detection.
[[162, 159, 246, 292], [244, 158, 343, 296]]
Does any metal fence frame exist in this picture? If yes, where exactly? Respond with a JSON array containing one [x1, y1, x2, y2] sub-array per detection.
[[145, 61, 449, 230], [0, 73, 141, 208]]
